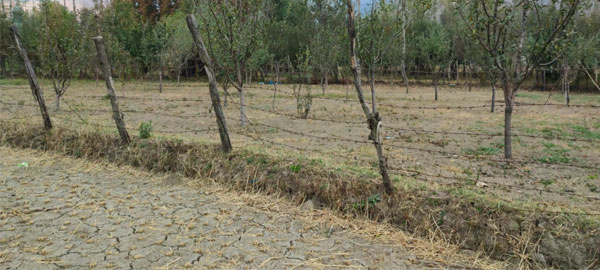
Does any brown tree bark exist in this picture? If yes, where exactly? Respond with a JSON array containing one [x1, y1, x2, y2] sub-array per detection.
[[491, 81, 496, 113], [346, 0, 392, 195], [272, 61, 279, 110], [9, 25, 53, 130], [186, 14, 232, 153], [159, 66, 163, 93], [433, 70, 438, 101], [93, 36, 131, 144]]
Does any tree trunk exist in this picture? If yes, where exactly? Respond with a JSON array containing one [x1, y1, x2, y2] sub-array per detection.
[[456, 60, 460, 83], [564, 65, 570, 106], [272, 62, 279, 110], [468, 64, 472, 92], [93, 36, 130, 144], [55, 93, 60, 111], [433, 70, 438, 101], [237, 67, 247, 127], [159, 66, 163, 93], [503, 81, 515, 159], [321, 75, 326, 94], [370, 68, 376, 113], [95, 65, 99, 87], [543, 69, 546, 92], [491, 81, 496, 113], [186, 15, 232, 153], [401, 65, 409, 94], [401, 0, 408, 94], [504, 104, 513, 159], [346, 0, 392, 195], [10, 25, 52, 130]]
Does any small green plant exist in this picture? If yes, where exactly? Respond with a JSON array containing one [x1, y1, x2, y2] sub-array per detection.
[[540, 179, 554, 186], [537, 143, 570, 164], [101, 94, 111, 100], [17, 100, 25, 106], [367, 194, 381, 206], [290, 164, 302, 173], [572, 126, 600, 140], [464, 146, 501, 156], [138, 121, 153, 139], [586, 183, 598, 192]]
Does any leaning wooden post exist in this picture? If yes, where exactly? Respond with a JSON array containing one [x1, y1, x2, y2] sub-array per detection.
[[9, 25, 52, 130], [346, 0, 393, 195], [92, 36, 131, 144], [186, 14, 232, 153]]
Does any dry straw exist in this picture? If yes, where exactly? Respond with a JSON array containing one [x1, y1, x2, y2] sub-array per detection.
[[0, 122, 598, 269]]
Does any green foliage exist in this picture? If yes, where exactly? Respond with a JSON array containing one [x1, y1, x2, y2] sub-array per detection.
[[572, 126, 600, 140], [290, 164, 302, 173], [138, 121, 153, 139], [464, 146, 501, 156], [540, 179, 554, 186], [537, 143, 571, 164], [367, 193, 381, 205]]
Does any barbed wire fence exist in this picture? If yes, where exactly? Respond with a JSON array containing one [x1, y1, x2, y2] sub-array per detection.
[[1, 83, 600, 217]]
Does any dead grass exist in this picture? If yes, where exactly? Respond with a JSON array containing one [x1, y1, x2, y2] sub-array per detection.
[[1, 122, 599, 269]]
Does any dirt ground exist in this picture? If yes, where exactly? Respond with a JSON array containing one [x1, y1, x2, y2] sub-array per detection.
[[1, 79, 599, 216], [0, 146, 507, 269]]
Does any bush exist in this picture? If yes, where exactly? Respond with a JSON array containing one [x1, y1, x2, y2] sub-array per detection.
[[138, 121, 153, 139]]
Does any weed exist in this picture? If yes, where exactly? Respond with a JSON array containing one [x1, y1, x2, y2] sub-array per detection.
[[572, 126, 600, 140], [464, 146, 501, 156], [290, 164, 301, 173], [138, 121, 153, 139], [309, 158, 324, 166], [367, 194, 381, 205], [586, 183, 598, 192], [540, 179, 554, 186], [537, 143, 570, 164]]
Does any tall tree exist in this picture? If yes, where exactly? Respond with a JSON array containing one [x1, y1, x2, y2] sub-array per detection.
[[36, 0, 84, 110], [411, 18, 449, 101], [457, 0, 581, 159], [198, 0, 266, 127]]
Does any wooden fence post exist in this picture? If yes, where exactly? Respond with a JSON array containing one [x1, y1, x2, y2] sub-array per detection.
[[186, 14, 232, 153], [9, 25, 52, 130], [92, 36, 131, 144]]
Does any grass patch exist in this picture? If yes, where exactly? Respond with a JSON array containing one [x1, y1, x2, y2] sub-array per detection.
[[0, 78, 29, 86], [572, 125, 600, 140], [463, 146, 501, 156], [537, 142, 571, 164]]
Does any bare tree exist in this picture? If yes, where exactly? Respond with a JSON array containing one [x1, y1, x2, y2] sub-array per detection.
[[198, 0, 266, 127], [346, 0, 393, 195]]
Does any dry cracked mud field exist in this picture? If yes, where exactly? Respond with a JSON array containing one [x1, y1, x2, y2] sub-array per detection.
[[0, 147, 502, 270]]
